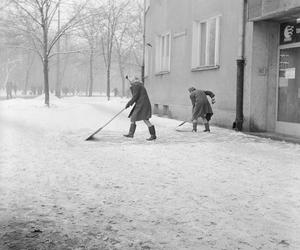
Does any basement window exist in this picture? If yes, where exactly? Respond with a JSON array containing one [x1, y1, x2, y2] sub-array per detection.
[[163, 105, 169, 116], [153, 104, 159, 114]]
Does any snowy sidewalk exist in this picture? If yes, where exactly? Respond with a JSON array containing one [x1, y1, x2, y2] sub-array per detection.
[[0, 96, 300, 250]]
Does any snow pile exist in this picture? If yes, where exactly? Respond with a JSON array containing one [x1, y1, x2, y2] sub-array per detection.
[[0, 95, 118, 134]]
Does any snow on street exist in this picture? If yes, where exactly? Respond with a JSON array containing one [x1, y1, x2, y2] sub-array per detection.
[[0, 96, 300, 250]]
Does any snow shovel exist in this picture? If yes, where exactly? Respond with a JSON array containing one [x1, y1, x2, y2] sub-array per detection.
[[177, 121, 189, 127], [85, 108, 126, 141]]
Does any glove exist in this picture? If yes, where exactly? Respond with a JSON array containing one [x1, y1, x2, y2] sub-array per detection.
[[211, 97, 216, 104]]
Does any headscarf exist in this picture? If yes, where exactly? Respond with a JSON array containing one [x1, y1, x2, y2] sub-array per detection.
[[188, 87, 196, 92]]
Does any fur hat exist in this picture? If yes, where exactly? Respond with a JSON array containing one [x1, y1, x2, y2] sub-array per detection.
[[131, 77, 142, 85], [188, 87, 196, 92]]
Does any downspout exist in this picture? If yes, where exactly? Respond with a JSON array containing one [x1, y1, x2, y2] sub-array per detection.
[[234, 0, 247, 131], [141, 0, 146, 83]]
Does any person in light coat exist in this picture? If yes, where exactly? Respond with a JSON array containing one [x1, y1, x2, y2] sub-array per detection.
[[188, 87, 216, 132], [124, 77, 156, 140]]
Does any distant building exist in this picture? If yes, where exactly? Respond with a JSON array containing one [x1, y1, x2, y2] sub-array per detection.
[[145, 0, 300, 138]]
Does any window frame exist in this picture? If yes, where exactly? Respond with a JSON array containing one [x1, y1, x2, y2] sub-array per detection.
[[155, 31, 172, 75], [191, 15, 221, 71]]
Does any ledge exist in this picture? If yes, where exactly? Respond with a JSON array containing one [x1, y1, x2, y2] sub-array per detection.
[[191, 65, 220, 72], [155, 71, 170, 76]]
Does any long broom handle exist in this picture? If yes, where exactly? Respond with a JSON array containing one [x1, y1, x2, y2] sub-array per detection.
[[87, 108, 126, 139], [96, 108, 126, 132]]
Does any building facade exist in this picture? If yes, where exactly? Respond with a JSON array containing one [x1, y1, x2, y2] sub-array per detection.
[[145, 0, 300, 138], [246, 0, 300, 137]]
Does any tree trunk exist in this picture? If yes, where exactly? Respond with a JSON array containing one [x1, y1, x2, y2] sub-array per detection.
[[43, 57, 50, 106], [55, 52, 61, 98], [55, 6, 61, 98], [24, 70, 30, 95], [59, 36, 70, 90], [107, 67, 110, 101], [117, 51, 125, 97], [24, 53, 34, 95], [119, 65, 125, 98], [121, 71, 125, 98], [85, 71, 89, 96], [88, 51, 94, 97], [43, 23, 50, 106]]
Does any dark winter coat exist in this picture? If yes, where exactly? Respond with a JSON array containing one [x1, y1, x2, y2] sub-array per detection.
[[190, 89, 215, 121], [126, 82, 152, 122]]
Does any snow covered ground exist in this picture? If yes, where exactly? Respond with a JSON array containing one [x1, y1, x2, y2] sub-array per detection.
[[0, 96, 300, 250]]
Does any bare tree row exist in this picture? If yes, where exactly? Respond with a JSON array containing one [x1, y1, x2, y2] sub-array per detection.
[[0, 0, 143, 105]]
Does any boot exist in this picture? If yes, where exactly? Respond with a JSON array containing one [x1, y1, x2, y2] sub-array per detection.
[[124, 124, 136, 138], [147, 125, 156, 141], [192, 122, 197, 132], [203, 123, 210, 132]]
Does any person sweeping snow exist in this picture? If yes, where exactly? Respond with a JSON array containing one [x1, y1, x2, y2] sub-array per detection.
[[124, 76, 157, 141], [188, 87, 216, 132]]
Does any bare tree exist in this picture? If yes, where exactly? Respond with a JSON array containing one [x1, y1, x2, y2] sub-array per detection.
[[2, 0, 88, 106], [0, 0, 10, 11], [114, 1, 142, 97], [0, 58, 21, 88], [100, 0, 129, 100], [76, 6, 103, 96], [132, 1, 143, 73], [23, 51, 35, 95]]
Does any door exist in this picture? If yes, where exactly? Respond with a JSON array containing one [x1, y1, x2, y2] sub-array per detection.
[[276, 44, 300, 137]]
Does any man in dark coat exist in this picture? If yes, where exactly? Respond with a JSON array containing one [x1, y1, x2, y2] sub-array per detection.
[[188, 87, 216, 132], [124, 77, 156, 140]]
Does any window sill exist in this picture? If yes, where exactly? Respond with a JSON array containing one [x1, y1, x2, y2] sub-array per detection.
[[155, 71, 170, 76], [191, 65, 220, 72]]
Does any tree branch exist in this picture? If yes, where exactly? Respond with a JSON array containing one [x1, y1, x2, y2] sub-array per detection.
[[11, 0, 43, 26]]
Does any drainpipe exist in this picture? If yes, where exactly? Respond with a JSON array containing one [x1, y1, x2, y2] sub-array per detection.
[[234, 0, 247, 131], [141, 0, 146, 83]]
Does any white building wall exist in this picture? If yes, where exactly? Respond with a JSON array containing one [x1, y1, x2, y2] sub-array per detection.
[[145, 0, 243, 128]]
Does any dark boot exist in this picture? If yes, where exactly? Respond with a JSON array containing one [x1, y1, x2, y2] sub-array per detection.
[[192, 122, 197, 132], [124, 124, 136, 138], [147, 125, 156, 141], [203, 123, 210, 132]]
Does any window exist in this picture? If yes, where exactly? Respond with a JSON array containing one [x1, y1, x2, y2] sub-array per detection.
[[191, 16, 221, 70], [155, 32, 171, 74], [278, 47, 300, 123]]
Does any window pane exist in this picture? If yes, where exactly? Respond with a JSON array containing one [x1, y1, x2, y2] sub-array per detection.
[[200, 22, 206, 66], [155, 36, 161, 73], [166, 34, 170, 57], [161, 36, 165, 70], [278, 48, 300, 123], [161, 36, 165, 56], [208, 18, 216, 65]]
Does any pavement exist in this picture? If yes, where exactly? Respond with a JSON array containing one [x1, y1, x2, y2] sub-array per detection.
[[0, 97, 300, 250], [247, 131, 300, 145]]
